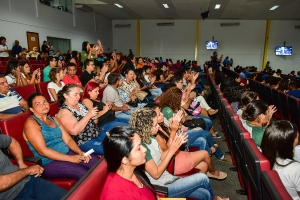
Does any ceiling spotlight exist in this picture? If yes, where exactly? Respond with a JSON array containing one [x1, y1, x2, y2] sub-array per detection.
[[215, 4, 221, 9], [269, 5, 279, 10], [114, 3, 123, 8], [163, 4, 169, 8]]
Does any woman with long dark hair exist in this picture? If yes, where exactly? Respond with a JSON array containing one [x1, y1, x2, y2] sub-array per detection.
[[19, 61, 41, 84], [70, 50, 79, 67], [261, 120, 300, 199], [101, 126, 158, 200]]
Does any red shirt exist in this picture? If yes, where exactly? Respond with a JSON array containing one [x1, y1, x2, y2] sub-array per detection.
[[62, 74, 82, 88], [100, 173, 156, 200]]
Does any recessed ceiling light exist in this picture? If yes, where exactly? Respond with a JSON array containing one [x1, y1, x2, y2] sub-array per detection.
[[215, 4, 221, 9], [269, 5, 279, 10], [114, 3, 123, 8], [163, 4, 169, 8]]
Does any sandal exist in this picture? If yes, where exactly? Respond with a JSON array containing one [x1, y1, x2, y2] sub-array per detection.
[[209, 144, 218, 156], [207, 170, 227, 180], [216, 196, 229, 200], [208, 109, 219, 115]]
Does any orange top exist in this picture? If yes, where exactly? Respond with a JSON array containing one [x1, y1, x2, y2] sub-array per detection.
[[136, 63, 145, 69]]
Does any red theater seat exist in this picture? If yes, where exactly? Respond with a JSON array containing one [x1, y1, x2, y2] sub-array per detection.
[[0, 112, 77, 190], [35, 82, 51, 101], [28, 60, 39, 65], [261, 170, 292, 200], [49, 102, 59, 117], [28, 57, 37, 60], [13, 84, 36, 101], [39, 60, 46, 65], [0, 66, 6, 73]]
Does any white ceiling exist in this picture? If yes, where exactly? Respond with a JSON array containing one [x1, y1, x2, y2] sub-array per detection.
[[74, 0, 300, 20]]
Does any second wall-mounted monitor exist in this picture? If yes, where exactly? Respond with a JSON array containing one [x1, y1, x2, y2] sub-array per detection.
[[275, 46, 292, 55], [206, 41, 218, 50]]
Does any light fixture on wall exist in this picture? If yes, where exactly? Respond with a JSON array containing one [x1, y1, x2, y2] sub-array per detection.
[[220, 23, 240, 27], [157, 22, 174, 26], [75, 4, 92, 12], [114, 3, 123, 8], [163, 4, 169, 8], [269, 5, 279, 10], [294, 25, 300, 29], [114, 24, 131, 28]]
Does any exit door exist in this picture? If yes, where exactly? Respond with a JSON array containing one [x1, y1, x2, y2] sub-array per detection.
[[47, 37, 71, 55], [27, 32, 40, 52]]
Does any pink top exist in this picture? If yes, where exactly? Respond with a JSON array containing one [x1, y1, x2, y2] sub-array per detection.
[[62, 74, 82, 88], [101, 173, 155, 200]]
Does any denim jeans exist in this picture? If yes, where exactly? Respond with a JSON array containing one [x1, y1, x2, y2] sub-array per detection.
[[187, 128, 210, 152], [165, 173, 214, 200], [150, 88, 163, 96], [79, 129, 107, 155], [14, 176, 66, 200], [188, 128, 224, 159], [101, 119, 128, 133], [192, 115, 212, 131], [115, 112, 131, 124]]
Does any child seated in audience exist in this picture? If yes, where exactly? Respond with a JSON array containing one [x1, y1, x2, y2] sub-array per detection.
[[236, 91, 259, 122], [101, 126, 158, 200], [23, 93, 99, 180], [261, 120, 300, 199], [47, 67, 65, 102], [242, 100, 276, 147]]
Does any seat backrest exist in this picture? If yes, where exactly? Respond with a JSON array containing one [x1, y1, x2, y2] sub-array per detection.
[[13, 84, 36, 101], [1, 61, 7, 68], [76, 67, 82, 77], [278, 91, 289, 120], [242, 138, 270, 200], [63, 157, 108, 200], [265, 86, 273, 105], [0, 66, 6, 73], [49, 102, 59, 117], [28, 60, 39, 65], [0, 112, 33, 156], [39, 60, 46, 65], [28, 57, 37, 61], [261, 170, 292, 200], [35, 82, 51, 101], [30, 64, 45, 71], [287, 95, 300, 131]]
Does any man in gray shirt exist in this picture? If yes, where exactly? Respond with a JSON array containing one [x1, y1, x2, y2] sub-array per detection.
[[102, 73, 131, 123], [0, 134, 66, 200]]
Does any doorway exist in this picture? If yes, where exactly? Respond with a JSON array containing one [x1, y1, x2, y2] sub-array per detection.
[[47, 37, 71, 55], [27, 32, 40, 52]]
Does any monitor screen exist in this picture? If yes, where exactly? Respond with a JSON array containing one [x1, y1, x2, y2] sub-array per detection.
[[206, 41, 218, 50], [275, 46, 292, 55]]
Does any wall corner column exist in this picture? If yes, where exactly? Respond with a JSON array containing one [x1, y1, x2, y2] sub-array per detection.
[[136, 19, 140, 56], [195, 19, 200, 62], [262, 19, 271, 70]]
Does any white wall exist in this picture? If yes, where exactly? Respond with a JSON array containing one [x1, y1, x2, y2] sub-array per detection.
[[267, 20, 300, 74], [198, 20, 266, 70], [0, 0, 112, 53]]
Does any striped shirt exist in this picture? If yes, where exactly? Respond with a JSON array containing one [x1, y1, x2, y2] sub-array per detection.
[[0, 88, 23, 114]]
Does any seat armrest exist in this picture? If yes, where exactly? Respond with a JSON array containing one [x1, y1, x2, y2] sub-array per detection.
[[7, 153, 42, 166], [153, 184, 168, 196]]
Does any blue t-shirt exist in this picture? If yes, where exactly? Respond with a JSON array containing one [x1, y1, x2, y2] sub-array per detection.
[[0, 88, 23, 114], [245, 70, 252, 78], [240, 72, 246, 80], [286, 90, 300, 99]]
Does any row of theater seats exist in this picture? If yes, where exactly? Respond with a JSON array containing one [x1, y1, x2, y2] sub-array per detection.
[[205, 67, 292, 200], [222, 67, 300, 135]]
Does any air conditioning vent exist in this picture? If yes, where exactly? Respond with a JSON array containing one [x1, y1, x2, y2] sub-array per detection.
[[75, 4, 92, 12], [294, 25, 300, 29], [157, 22, 174, 26], [114, 24, 131, 28], [220, 23, 240, 27]]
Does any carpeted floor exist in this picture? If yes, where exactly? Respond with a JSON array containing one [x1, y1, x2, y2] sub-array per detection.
[[209, 116, 248, 200]]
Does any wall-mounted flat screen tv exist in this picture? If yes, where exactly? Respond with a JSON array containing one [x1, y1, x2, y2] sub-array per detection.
[[206, 41, 218, 50], [275, 46, 292, 55]]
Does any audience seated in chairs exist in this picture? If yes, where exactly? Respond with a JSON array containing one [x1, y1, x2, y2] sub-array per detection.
[[43, 56, 57, 82], [144, 103, 227, 178], [158, 87, 231, 163], [102, 73, 133, 123], [156, 63, 174, 83], [28, 47, 39, 58], [47, 67, 65, 102], [0, 134, 66, 200], [129, 108, 229, 200], [19, 61, 41, 84], [0, 75, 28, 120], [261, 120, 300, 199], [23, 93, 99, 180], [4, 60, 27, 86], [80, 59, 103, 87], [101, 126, 158, 200], [236, 91, 259, 122], [81, 81, 127, 131], [56, 84, 106, 155]]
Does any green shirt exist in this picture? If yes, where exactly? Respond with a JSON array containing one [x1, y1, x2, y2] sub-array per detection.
[[244, 121, 265, 147], [161, 106, 174, 120], [43, 66, 52, 82]]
